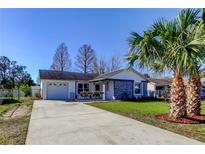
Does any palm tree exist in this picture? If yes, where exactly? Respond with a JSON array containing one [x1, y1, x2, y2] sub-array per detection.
[[186, 10, 205, 116], [187, 68, 202, 116], [127, 9, 205, 119], [150, 17, 187, 119]]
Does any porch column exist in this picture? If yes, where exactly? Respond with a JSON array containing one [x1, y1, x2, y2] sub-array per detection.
[[102, 83, 106, 100]]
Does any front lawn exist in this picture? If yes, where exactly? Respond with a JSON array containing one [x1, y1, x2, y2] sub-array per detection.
[[0, 97, 33, 144], [0, 101, 20, 116], [88, 101, 205, 143]]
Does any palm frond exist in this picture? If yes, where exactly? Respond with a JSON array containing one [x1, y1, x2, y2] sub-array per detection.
[[177, 8, 200, 31]]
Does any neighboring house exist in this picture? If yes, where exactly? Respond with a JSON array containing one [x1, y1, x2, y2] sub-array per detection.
[[39, 68, 148, 101], [201, 78, 205, 98], [147, 78, 172, 98]]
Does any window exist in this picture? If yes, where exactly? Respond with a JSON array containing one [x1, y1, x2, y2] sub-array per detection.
[[202, 86, 205, 92], [95, 84, 100, 91], [78, 83, 83, 94], [84, 83, 89, 92], [135, 83, 141, 94], [78, 83, 89, 94]]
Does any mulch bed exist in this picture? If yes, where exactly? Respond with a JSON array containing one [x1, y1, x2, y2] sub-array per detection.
[[157, 114, 205, 124]]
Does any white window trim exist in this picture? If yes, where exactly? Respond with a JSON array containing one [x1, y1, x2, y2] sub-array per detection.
[[134, 82, 141, 95], [77, 82, 90, 94]]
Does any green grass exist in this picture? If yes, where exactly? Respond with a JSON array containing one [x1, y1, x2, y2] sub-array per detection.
[[90, 101, 170, 115], [0, 103, 20, 116], [0, 105, 10, 116], [88, 101, 205, 143], [201, 102, 205, 114], [0, 97, 33, 144]]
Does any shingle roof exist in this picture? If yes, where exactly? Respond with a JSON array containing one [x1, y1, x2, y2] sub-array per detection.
[[39, 68, 148, 82], [39, 70, 98, 81], [91, 69, 124, 81], [148, 78, 172, 86], [91, 68, 148, 81]]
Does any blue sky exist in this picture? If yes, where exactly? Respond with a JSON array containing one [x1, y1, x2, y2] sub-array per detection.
[[0, 9, 180, 82]]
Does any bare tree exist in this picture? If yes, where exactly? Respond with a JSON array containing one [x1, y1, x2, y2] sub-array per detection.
[[92, 53, 99, 73], [98, 58, 108, 74], [75, 44, 95, 73], [111, 55, 121, 71], [50, 43, 71, 71]]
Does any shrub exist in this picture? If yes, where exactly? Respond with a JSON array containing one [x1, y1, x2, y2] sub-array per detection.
[[35, 92, 41, 99], [2, 98, 20, 104], [124, 97, 167, 102], [19, 84, 31, 96], [3, 91, 13, 98], [121, 92, 129, 100], [79, 91, 104, 98]]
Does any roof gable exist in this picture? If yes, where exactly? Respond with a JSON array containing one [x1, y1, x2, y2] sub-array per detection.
[[148, 78, 172, 86], [91, 68, 147, 81]]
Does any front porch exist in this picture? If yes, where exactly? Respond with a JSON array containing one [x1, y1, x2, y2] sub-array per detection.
[[76, 80, 114, 101], [76, 79, 135, 101]]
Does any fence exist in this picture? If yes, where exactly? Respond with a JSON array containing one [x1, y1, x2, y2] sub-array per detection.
[[0, 86, 41, 101], [31, 86, 41, 98], [0, 89, 25, 99]]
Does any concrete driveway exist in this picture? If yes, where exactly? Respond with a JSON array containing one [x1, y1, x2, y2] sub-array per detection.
[[26, 100, 203, 145]]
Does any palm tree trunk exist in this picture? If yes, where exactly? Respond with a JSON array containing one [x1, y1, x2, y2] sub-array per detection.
[[170, 74, 186, 118], [187, 73, 201, 116]]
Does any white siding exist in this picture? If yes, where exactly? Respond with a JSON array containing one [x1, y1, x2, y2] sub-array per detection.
[[109, 70, 145, 82], [105, 81, 114, 100], [147, 82, 156, 97], [68, 81, 75, 99], [147, 82, 156, 91]]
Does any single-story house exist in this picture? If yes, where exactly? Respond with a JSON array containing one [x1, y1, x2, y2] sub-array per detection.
[[147, 78, 172, 98], [39, 68, 148, 101]]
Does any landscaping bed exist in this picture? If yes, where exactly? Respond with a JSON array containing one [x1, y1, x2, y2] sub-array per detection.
[[0, 97, 33, 144], [158, 114, 205, 124], [87, 101, 205, 143]]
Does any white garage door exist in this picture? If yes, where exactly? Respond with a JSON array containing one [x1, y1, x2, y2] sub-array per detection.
[[47, 82, 68, 100]]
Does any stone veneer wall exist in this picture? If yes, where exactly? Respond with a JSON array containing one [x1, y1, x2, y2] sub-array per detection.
[[113, 80, 134, 100]]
